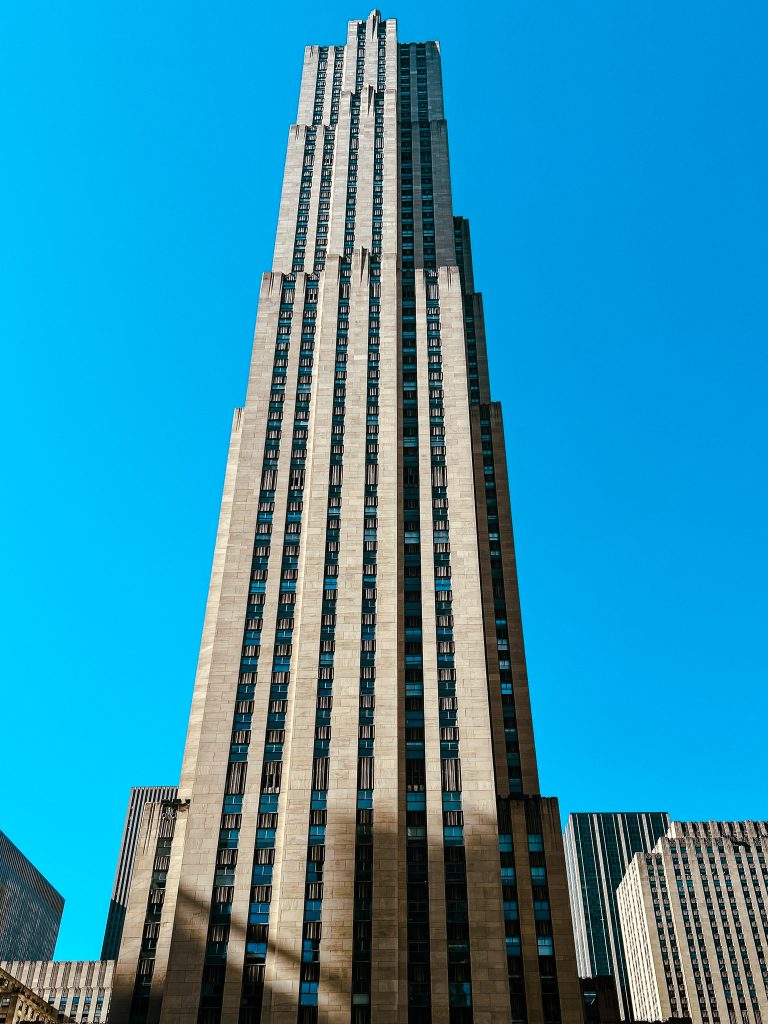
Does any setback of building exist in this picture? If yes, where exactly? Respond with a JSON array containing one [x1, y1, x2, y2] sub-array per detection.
[[101, 788, 177, 961]]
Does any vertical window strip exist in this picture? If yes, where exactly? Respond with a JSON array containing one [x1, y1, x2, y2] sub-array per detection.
[[500, 807, 561, 1024], [235, 276, 316, 1024], [311, 48, 328, 127], [491, 608, 560, 1017], [377, 22, 386, 91], [349, 34, 385, 1017], [416, 45, 435, 272], [525, 806, 561, 1021], [313, 127, 335, 272], [294, 130, 317, 273], [127, 804, 179, 1024], [452, 220, 480, 406], [371, 90, 384, 257], [296, 269, 351, 1024], [345, 93, 360, 259], [355, 23, 365, 92], [344, 21, 364, 261], [496, 801, 526, 1022], [423, 272, 474, 1023], [398, 42, 432, 1024]]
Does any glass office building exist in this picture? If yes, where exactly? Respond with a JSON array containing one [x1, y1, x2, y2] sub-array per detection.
[[564, 812, 670, 1019], [0, 830, 63, 962]]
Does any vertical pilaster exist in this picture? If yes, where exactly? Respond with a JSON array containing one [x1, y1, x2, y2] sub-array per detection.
[[273, 127, 309, 273], [370, 251, 402, 1021]]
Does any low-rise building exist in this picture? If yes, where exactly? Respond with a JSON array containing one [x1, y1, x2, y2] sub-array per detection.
[[101, 787, 177, 961], [0, 965, 64, 1023], [618, 821, 768, 1024], [0, 962, 112, 1024]]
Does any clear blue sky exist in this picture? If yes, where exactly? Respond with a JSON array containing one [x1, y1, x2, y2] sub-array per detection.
[[1, 1, 766, 961]]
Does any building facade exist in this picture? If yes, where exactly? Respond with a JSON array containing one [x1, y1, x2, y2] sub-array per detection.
[[617, 821, 768, 1024], [0, 962, 112, 1024], [0, 965, 63, 1024], [0, 832, 63, 962], [564, 812, 670, 1018], [111, 11, 582, 1024], [101, 788, 178, 961]]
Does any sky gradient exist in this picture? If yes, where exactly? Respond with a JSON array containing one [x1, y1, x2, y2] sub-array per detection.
[[1, 0, 766, 961]]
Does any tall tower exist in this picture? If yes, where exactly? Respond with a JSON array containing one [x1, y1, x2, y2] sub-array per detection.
[[111, 12, 583, 1024]]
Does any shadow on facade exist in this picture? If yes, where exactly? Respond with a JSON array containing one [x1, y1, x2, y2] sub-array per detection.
[[111, 792, 583, 1024]]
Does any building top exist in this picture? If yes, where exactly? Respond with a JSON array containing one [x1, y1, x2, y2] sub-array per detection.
[[568, 811, 672, 818], [667, 820, 768, 842]]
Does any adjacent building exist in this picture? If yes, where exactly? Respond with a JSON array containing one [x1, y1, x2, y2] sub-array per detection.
[[101, 787, 177, 961], [110, 10, 583, 1023], [580, 976, 622, 1024], [0, 831, 63, 962], [617, 821, 768, 1024], [0, 962, 112, 1024], [565, 812, 670, 1018], [0, 964, 63, 1023]]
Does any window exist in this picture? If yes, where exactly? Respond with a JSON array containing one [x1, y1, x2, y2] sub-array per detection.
[[534, 900, 551, 920]]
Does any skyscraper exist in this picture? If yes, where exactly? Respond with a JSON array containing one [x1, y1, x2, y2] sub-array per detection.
[[0, 830, 63, 962], [564, 812, 670, 1019], [617, 821, 768, 1024], [111, 12, 582, 1024], [101, 787, 178, 961]]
